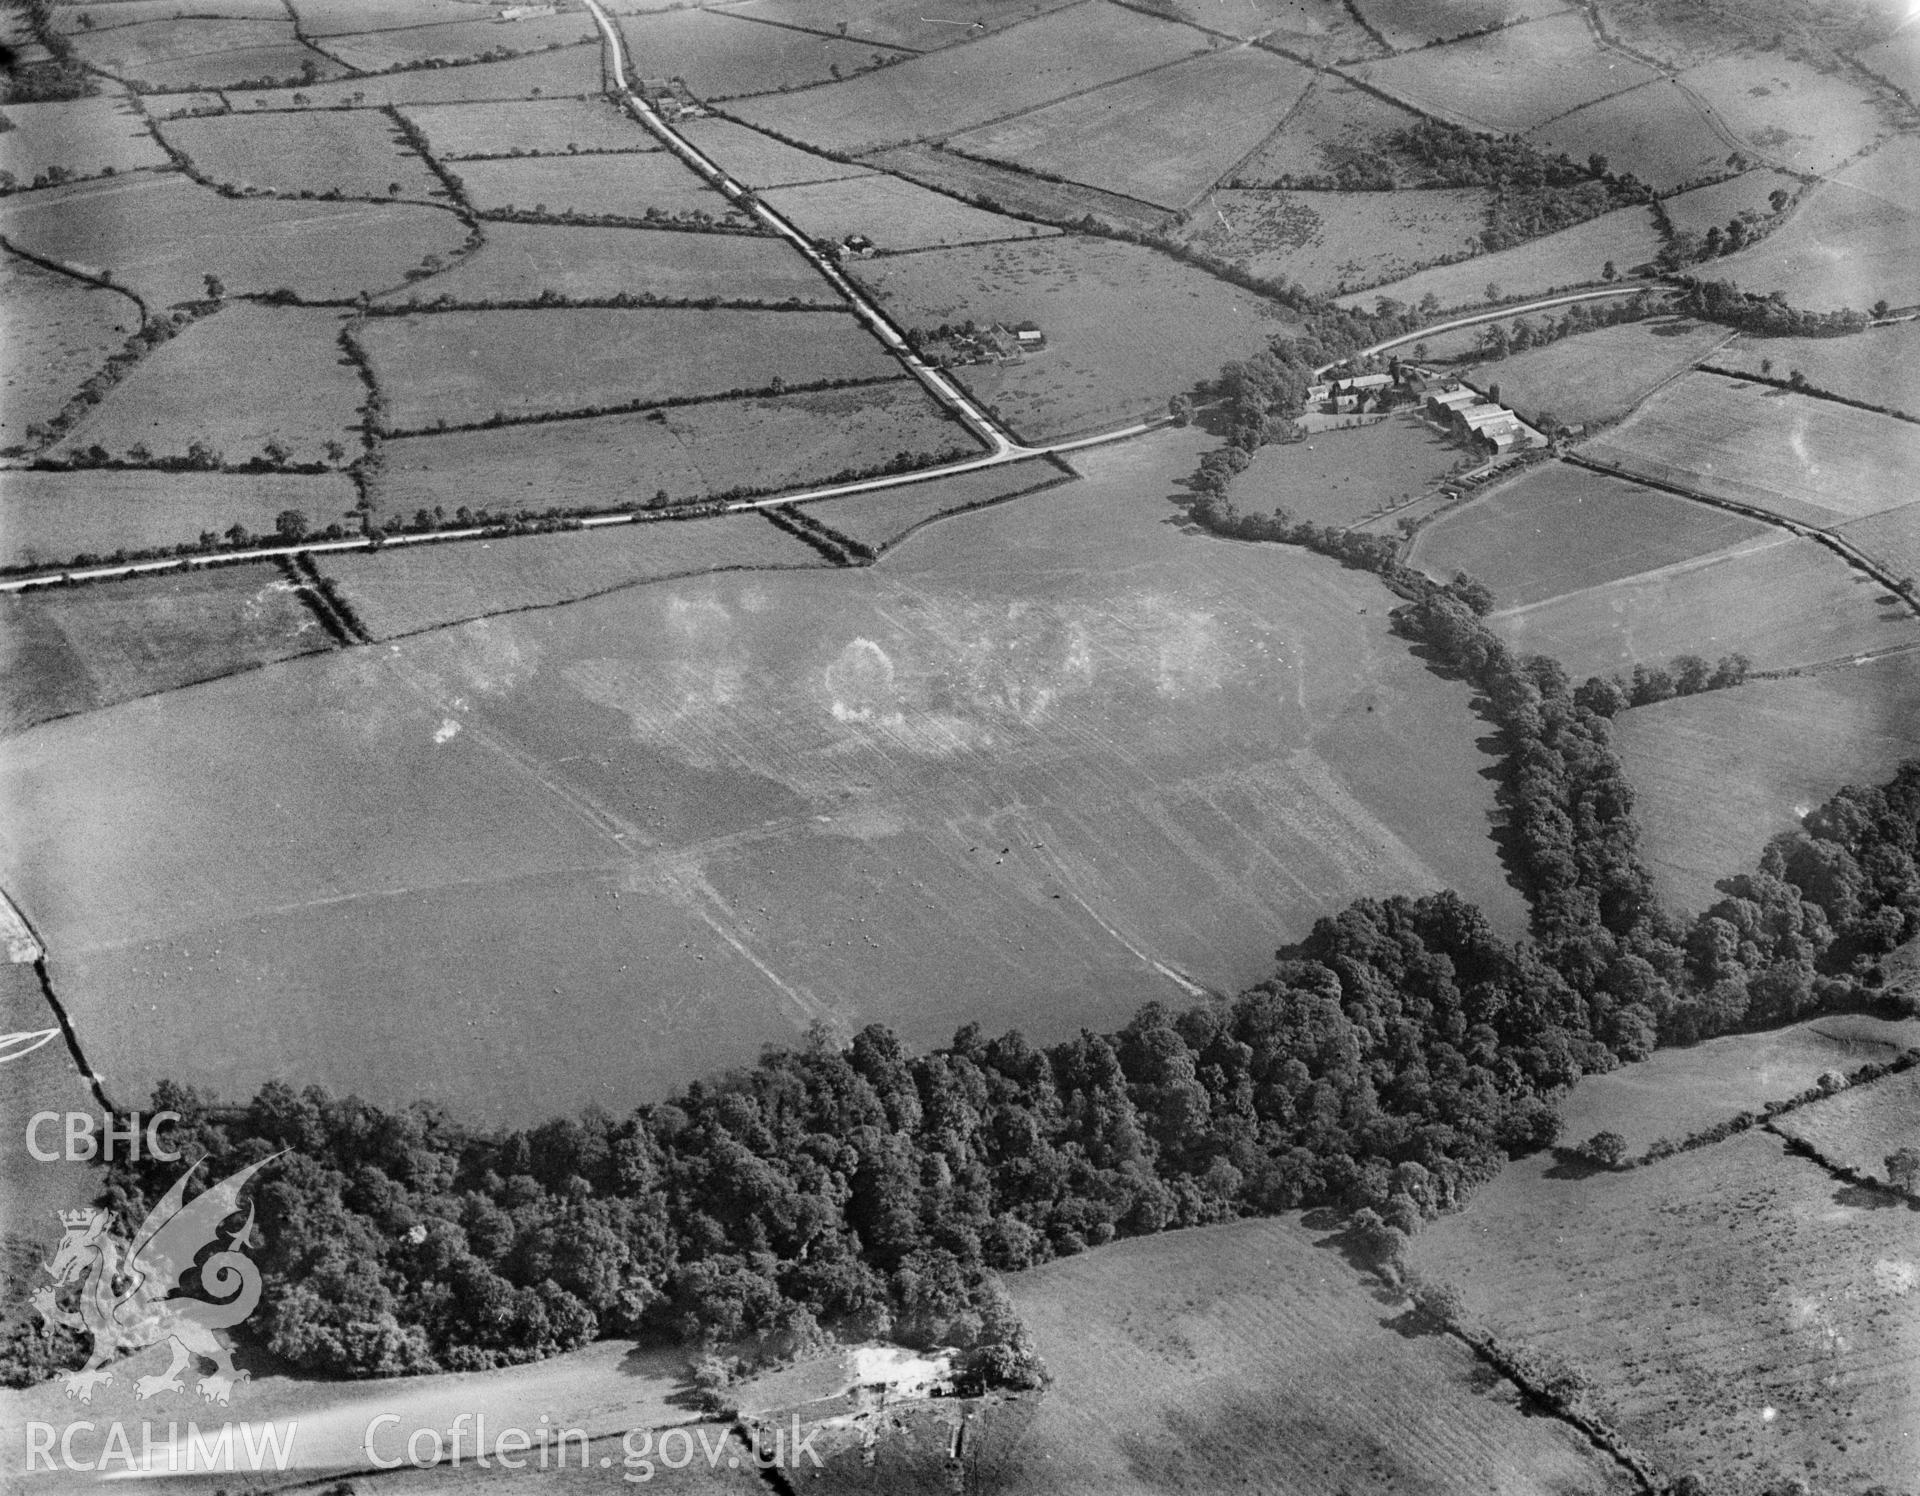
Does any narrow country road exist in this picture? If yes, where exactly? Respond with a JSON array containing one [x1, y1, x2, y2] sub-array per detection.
[[1316, 284, 1660, 376]]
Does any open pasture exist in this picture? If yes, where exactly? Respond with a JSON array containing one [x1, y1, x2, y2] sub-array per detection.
[[1524, 78, 1735, 191], [1409, 1128, 1920, 1491], [55, 0, 288, 29], [0, 431, 1522, 1121], [1410, 462, 1770, 609], [376, 220, 836, 305], [1657, 166, 1800, 236], [0, 469, 356, 570], [1353, 13, 1659, 134], [1773, 1068, 1920, 1188], [1457, 316, 1733, 427], [614, 8, 912, 99], [67, 17, 345, 89], [320, 515, 829, 639], [1613, 653, 1920, 913], [289, 0, 498, 33], [1354, 0, 1570, 50], [0, 254, 139, 451], [1708, 137, 1920, 312], [1712, 321, 1920, 417], [1238, 411, 1459, 527], [1183, 186, 1486, 295], [312, 13, 596, 72], [449, 151, 742, 221], [678, 117, 872, 188], [1493, 529, 1920, 677], [0, 172, 470, 307], [1333, 205, 1660, 311], [852, 236, 1296, 442], [1231, 74, 1423, 183], [862, 143, 1169, 233], [368, 381, 975, 520], [360, 306, 899, 430], [1839, 505, 1920, 586], [1582, 0, 1736, 68], [159, 108, 446, 203], [0, 93, 168, 185], [0, 565, 334, 736], [798, 456, 1069, 552], [1164, 0, 1379, 57], [55, 303, 363, 468], [1677, 53, 1889, 177], [225, 43, 605, 110], [1583, 371, 1920, 526], [710, 0, 1080, 52], [944, 46, 1316, 211], [727, 2, 1209, 156], [998, 1215, 1632, 1495], [760, 172, 1056, 251], [1858, 30, 1920, 102], [400, 96, 651, 159]]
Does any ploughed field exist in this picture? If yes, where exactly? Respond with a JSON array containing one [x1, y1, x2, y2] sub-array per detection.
[[0, 433, 1524, 1124]]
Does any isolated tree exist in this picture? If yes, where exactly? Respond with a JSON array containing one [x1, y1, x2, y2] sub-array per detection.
[[1760, 357, 1773, 376], [1887, 1147, 1920, 1194], [1769, 187, 1790, 213], [274, 509, 309, 541], [1168, 394, 1194, 427], [203, 273, 225, 300], [1788, 369, 1808, 390], [1576, 1131, 1627, 1168], [225, 523, 253, 546], [1872, 299, 1891, 320]]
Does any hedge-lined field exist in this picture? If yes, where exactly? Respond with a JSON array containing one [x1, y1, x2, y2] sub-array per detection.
[[0, 254, 139, 451], [159, 109, 446, 203]]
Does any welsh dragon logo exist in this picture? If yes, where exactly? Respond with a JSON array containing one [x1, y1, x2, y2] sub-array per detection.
[[33, 1152, 285, 1406]]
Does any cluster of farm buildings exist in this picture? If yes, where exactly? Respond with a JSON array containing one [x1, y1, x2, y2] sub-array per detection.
[[1308, 370, 1545, 454]]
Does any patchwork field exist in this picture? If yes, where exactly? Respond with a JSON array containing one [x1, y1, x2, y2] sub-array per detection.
[[1406, 1129, 1920, 1492], [863, 143, 1170, 234], [1839, 505, 1920, 586], [1582, 372, 1920, 526], [1582, 0, 1737, 68], [320, 515, 830, 639], [1453, 316, 1733, 427], [0, 254, 139, 451], [55, 0, 288, 29], [0, 172, 470, 308], [760, 173, 1057, 252], [1178, 0, 1380, 57], [225, 44, 606, 110], [1231, 74, 1424, 183], [67, 16, 347, 89], [313, 13, 597, 72], [1182, 186, 1487, 295], [1613, 653, 1920, 912], [1677, 52, 1890, 177], [54, 303, 363, 468], [678, 117, 874, 189], [376, 220, 837, 305], [1708, 136, 1920, 312], [359, 306, 899, 430], [449, 150, 743, 221], [944, 46, 1316, 211], [0, 93, 169, 185], [998, 1215, 1632, 1495], [1410, 462, 1771, 609], [1773, 1068, 1920, 1188], [1353, 0, 1569, 49], [1237, 411, 1461, 526], [1333, 205, 1660, 311], [1524, 78, 1735, 191], [367, 381, 977, 520], [613, 7, 913, 99], [159, 108, 447, 203], [0, 432, 1524, 1121], [0, 564, 334, 736], [0, 469, 357, 571], [290, 0, 496, 33], [1353, 13, 1659, 133], [711, 0, 1080, 52], [399, 95, 652, 159], [1710, 322, 1920, 418], [799, 456, 1071, 553], [851, 236, 1297, 441], [728, 2, 1210, 155], [1657, 166, 1799, 237]]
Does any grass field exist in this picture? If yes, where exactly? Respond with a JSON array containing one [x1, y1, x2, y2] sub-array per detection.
[[367, 381, 976, 520], [313, 13, 597, 72], [614, 7, 913, 99], [1677, 52, 1890, 177], [1182, 186, 1487, 295], [55, 303, 363, 468], [1237, 411, 1460, 526], [225, 43, 605, 110], [1354, 0, 1570, 49], [1493, 529, 1920, 677], [1708, 136, 1920, 312], [1232, 74, 1424, 182], [1524, 78, 1736, 191], [398, 95, 651, 159], [1858, 29, 1920, 102], [996, 1215, 1633, 1495], [0, 429, 1523, 1121], [709, 0, 1080, 52], [1333, 205, 1660, 311], [1410, 462, 1771, 608], [943, 46, 1316, 211], [320, 515, 830, 639], [68, 17, 347, 89], [159, 108, 447, 203], [1354, 13, 1659, 133], [1451, 316, 1734, 427], [291, 0, 496, 32], [1613, 653, 1920, 912], [449, 151, 744, 221], [56, 0, 287, 29], [760, 173, 1058, 251], [862, 143, 1170, 233], [798, 456, 1070, 552], [1773, 1068, 1920, 1188], [0, 253, 139, 451], [728, 1, 1210, 155], [1839, 504, 1920, 585], [376, 220, 838, 305], [851, 236, 1297, 441], [1583, 0, 1736, 68], [1582, 371, 1920, 526], [1174, 0, 1380, 57], [1407, 1128, 1919, 1492], [0, 93, 169, 185], [1712, 321, 1920, 418], [678, 117, 873, 188], [0, 172, 470, 308], [359, 306, 900, 430], [1657, 166, 1799, 237], [0, 564, 335, 736], [0, 469, 355, 570]]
